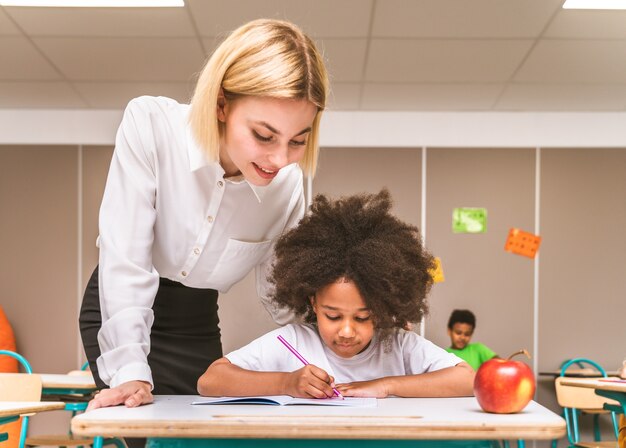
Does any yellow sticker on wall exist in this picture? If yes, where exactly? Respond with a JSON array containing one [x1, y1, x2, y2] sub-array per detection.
[[429, 257, 445, 283]]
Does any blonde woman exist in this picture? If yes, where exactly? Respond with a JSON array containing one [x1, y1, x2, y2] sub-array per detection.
[[79, 18, 329, 411]]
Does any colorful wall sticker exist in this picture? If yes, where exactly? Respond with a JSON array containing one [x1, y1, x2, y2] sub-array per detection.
[[429, 257, 445, 283], [504, 228, 542, 259], [452, 207, 487, 233]]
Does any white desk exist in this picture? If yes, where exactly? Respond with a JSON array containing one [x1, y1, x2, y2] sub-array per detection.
[[72, 395, 565, 446], [539, 369, 620, 378], [560, 378, 626, 394], [40, 373, 96, 392]]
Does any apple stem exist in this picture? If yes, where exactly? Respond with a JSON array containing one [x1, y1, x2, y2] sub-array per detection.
[[507, 349, 531, 361]]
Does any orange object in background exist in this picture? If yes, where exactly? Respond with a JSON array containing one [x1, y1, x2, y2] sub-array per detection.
[[0, 305, 21, 448], [504, 228, 542, 259]]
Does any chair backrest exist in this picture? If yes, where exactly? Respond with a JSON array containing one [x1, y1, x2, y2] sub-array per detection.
[[0, 350, 38, 448], [560, 357, 607, 377], [0, 373, 42, 401], [0, 350, 32, 373]]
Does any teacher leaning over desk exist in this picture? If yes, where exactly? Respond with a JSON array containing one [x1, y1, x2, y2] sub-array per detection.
[[78, 18, 330, 411]]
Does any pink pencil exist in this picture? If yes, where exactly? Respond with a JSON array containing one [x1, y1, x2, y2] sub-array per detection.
[[277, 334, 344, 399]]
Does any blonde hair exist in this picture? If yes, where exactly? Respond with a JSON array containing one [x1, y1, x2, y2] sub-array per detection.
[[189, 19, 329, 178]]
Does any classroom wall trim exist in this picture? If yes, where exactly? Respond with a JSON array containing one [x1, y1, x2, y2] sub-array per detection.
[[3, 110, 626, 148], [77, 145, 84, 367], [533, 147, 541, 377], [420, 146, 427, 337]]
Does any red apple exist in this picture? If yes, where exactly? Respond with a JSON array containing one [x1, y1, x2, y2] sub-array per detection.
[[474, 349, 536, 414]]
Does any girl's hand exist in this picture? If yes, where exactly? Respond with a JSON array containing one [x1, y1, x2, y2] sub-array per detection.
[[335, 379, 390, 398], [86, 380, 153, 411], [284, 365, 336, 399]]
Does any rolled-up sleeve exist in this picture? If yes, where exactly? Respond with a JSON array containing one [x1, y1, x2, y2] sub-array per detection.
[[96, 98, 160, 388]]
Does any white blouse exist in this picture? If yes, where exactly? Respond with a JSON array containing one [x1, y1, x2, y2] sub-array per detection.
[[96, 96, 305, 388]]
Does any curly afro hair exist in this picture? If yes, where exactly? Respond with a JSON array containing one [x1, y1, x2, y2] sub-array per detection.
[[268, 188, 435, 333]]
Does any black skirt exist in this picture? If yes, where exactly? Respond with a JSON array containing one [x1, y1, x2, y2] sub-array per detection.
[[79, 266, 222, 394]]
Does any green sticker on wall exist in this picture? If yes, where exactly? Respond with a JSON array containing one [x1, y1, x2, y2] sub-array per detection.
[[452, 208, 487, 233]]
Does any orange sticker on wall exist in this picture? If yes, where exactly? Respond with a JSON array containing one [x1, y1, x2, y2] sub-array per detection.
[[504, 228, 542, 259]]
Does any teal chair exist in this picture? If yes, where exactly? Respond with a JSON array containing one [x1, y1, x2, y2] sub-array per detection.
[[555, 358, 619, 447], [0, 350, 35, 448], [0, 350, 124, 448]]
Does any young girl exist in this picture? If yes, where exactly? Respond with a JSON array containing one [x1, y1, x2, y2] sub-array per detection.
[[198, 190, 475, 398], [80, 18, 329, 411]]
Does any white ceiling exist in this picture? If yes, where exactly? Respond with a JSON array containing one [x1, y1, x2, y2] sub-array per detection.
[[2, 0, 626, 111]]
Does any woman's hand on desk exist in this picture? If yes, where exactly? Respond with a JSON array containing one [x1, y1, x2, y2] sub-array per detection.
[[86, 380, 153, 411]]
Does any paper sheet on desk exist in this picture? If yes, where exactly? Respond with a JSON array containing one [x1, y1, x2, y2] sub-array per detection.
[[192, 395, 377, 407]]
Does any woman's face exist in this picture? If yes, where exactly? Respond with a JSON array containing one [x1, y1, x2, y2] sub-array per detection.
[[311, 279, 375, 359], [217, 94, 317, 186]]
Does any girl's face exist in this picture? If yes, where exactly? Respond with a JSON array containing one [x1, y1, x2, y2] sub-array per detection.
[[448, 323, 474, 350], [311, 279, 374, 359], [217, 94, 317, 186]]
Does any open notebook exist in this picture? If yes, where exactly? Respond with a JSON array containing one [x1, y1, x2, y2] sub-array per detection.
[[192, 395, 377, 407]]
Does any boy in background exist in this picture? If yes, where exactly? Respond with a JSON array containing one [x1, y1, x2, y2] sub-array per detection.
[[445, 309, 498, 371]]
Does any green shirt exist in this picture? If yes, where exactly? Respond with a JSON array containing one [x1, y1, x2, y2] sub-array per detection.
[[446, 343, 496, 371]]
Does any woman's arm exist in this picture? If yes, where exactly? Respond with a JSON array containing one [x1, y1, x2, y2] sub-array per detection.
[[336, 362, 475, 398], [96, 98, 161, 402], [198, 357, 337, 399]]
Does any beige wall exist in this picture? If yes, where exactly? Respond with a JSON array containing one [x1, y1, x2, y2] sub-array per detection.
[[1, 144, 625, 442], [81, 146, 115, 302], [425, 148, 535, 356], [313, 147, 422, 226], [0, 145, 80, 436], [1, 146, 78, 372], [535, 148, 626, 426]]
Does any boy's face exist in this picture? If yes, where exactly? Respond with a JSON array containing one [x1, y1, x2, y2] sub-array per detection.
[[311, 279, 374, 359], [448, 323, 474, 350]]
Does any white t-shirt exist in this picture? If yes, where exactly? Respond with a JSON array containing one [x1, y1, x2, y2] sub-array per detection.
[[96, 96, 305, 388], [226, 324, 463, 384]]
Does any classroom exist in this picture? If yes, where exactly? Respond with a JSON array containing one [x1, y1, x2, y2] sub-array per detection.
[[1, 1, 625, 448]]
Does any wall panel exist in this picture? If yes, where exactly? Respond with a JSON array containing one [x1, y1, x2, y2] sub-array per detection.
[[537, 148, 626, 421], [0, 145, 79, 436], [0, 145, 78, 372], [425, 148, 536, 361], [313, 147, 422, 225], [80, 146, 114, 305], [540, 148, 626, 369]]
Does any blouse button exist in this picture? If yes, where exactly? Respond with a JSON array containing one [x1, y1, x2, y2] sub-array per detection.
[[207, 216, 214, 223], [181, 271, 187, 277], [193, 248, 200, 255], [217, 180, 224, 187]]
